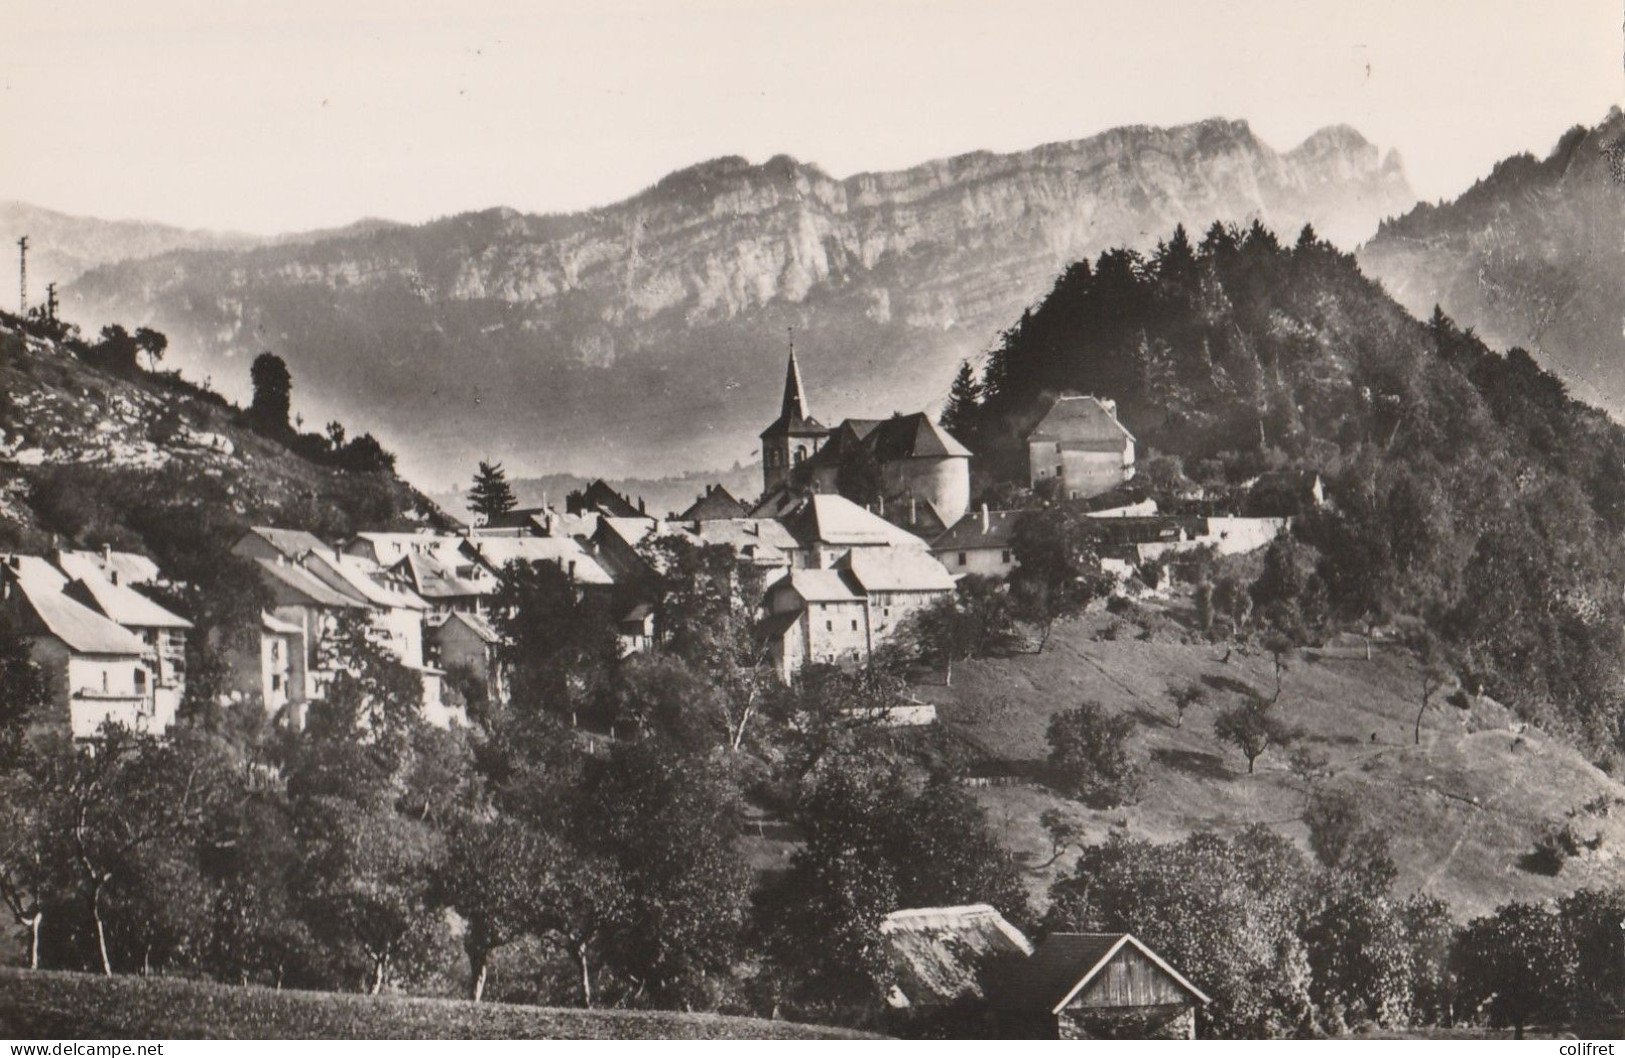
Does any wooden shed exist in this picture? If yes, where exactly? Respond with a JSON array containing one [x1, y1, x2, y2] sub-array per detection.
[[988, 932, 1210, 1039]]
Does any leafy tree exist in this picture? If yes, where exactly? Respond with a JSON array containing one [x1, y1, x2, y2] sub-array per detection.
[[1304, 891, 1414, 1029], [438, 815, 550, 1001], [133, 327, 167, 371], [575, 742, 750, 1007], [295, 796, 446, 994], [1453, 901, 1576, 1038], [904, 574, 1019, 681], [1009, 507, 1112, 650], [490, 559, 619, 725], [248, 352, 293, 437], [1556, 887, 1625, 1016], [467, 461, 518, 522], [1408, 629, 1452, 746], [312, 612, 426, 752], [1214, 695, 1294, 774], [0, 614, 48, 767], [1167, 681, 1207, 729], [1304, 788, 1397, 894], [36, 728, 238, 975], [0, 765, 51, 968], [1045, 827, 1316, 1038], [1045, 701, 1142, 806]]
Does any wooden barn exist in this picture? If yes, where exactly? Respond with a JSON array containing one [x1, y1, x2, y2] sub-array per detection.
[[988, 932, 1210, 1039]]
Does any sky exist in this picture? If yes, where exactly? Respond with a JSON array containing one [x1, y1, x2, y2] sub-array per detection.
[[1, 0, 1620, 234]]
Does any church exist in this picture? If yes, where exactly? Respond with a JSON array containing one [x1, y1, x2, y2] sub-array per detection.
[[757, 346, 972, 530]]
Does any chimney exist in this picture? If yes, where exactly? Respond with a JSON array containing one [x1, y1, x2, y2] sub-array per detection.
[[981, 503, 990, 533], [109, 569, 121, 586], [101, 543, 112, 564]]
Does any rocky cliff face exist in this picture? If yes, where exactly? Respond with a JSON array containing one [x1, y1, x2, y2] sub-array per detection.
[[62, 118, 1413, 486], [1359, 109, 1625, 415]]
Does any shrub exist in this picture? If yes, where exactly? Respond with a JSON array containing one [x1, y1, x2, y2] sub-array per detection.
[[1045, 702, 1142, 807]]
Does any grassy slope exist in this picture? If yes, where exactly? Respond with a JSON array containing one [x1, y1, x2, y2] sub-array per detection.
[[0, 968, 870, 1040], [916, 598, 1625, 919]]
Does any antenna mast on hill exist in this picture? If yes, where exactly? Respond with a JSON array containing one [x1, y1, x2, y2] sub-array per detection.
[[16, 236, 28, 315]]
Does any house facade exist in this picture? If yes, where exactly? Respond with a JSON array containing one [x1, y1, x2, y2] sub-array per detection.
[[2, 555, 160, 738], [1025, 395, 1136, 500], [932, 505, 1022, 579]]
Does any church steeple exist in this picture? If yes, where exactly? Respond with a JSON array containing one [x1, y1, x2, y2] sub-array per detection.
[[759, 329, 829, 495], [781, 335, 811, 424]]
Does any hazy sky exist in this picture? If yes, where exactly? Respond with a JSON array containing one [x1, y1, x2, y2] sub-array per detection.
[[2, 0, 1620, 233]]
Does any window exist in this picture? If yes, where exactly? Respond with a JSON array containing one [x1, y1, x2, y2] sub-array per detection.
[[1002, 549, 1012, 563], [958, 551, 968, 565], [825, 620, 833, 631], [134, 669, 146, 691], [101, 671, 109, 693], [271, 674, 283, 692], [1055, 464, 1063, 477], [271, 641, 281, 662], [851, 620, 858, 631], [1056, 443, 1063, 453]]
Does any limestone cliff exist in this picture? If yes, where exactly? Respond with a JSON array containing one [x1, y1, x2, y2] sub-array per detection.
[[61, 118, 1413, 485]]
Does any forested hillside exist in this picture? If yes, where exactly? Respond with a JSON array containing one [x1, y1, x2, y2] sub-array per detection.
[[953, 222, 1625, 759]]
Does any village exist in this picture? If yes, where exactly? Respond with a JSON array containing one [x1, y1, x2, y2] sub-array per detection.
[[0, 341, 1309, 1038], [2, 344, 1297, 745]]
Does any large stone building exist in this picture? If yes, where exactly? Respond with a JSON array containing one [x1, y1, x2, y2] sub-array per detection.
[[1025, 395, 1136, 500], [758, 346, 972, 527]]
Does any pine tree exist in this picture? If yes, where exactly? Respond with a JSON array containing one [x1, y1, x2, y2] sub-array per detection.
[[939, 361, 983, 439], [467, 461, 518, 522]]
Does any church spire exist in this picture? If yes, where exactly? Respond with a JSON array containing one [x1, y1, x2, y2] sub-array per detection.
[[780, 327, 812, 423]]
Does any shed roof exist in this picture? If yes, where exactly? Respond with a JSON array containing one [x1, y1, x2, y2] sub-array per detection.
[[990, 933, 1210, 1013]]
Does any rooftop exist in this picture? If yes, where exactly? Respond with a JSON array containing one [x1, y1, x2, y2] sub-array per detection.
[[880, 904, 1033, 1009], [1025, 395, 1136, 446]]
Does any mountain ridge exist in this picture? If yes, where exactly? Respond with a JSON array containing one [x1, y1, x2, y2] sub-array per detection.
[[50, 117, 1413, 486]]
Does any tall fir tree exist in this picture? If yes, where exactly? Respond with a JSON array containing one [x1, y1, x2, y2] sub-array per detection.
[[940, 360, 983, 440], [467, 461, 518, 522]]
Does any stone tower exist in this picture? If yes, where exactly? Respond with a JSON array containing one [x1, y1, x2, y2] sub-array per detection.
[[759, 343, 828, 495]]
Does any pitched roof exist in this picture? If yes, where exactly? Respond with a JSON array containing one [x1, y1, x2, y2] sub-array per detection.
[[1025, 395, 1136, 447], [55, 549, 162, 587], [6, 572, 148, 655], [676, 484, 751, 522], [782, 494, 932, 550], [685, 518, 801, 566], [769, 568, 862, 603], [430, 609, 501, 644], [460, 536, 614, 586], [839, 548, 956, 593], [867, 413, 972, 461], [990, 933, 1210, 1013], [253, 558, 368, 609], [302, 552, 429, 611], [570, 480, 642, 519], [396, 551, 493, 601], [65, 576, 192, 630], [881, 905, 1034, 1009], [933, 509, 1027, 551], [243, 526, 329, 560], [346, 531, 464, 565]]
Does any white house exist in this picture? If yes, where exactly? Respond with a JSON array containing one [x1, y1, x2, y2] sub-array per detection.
[[1025, 395, 1136, 500]]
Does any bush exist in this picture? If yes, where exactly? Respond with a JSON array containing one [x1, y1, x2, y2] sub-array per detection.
[[1045, 702, 1142, 807]]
